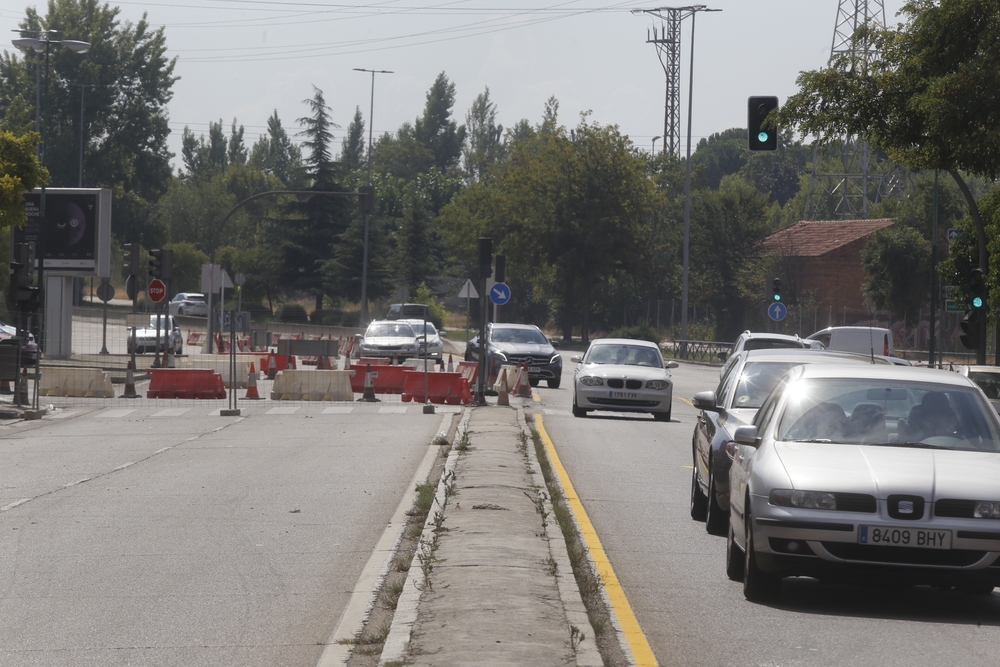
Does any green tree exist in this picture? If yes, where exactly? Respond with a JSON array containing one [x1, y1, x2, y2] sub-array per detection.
[[249, 110, 304, 187], [463, 87, 504, 182], [861, 225, 932, 324], [413, 72, 466, 174], [341, 107, 365, 170], [0, 130, 47, 230]]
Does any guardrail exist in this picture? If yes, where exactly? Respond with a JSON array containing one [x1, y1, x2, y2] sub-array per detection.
[[663, 340, 731, 363]]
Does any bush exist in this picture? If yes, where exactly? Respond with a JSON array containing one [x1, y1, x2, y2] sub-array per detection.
[[606, 320, 662, 345], [278, 303, 309, 323]]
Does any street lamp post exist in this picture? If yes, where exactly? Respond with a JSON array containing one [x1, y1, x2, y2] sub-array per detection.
[[68, 82, 96, 187], [652, 135, 661, 155], [353, 67, 393, 326]]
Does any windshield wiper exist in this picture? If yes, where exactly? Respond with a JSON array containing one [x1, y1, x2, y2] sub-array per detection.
[[867, 441, 950, 450], [791, 438, 833, 443]]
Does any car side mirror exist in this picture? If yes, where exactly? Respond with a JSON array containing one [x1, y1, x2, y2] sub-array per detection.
[[692, 391, 719, 411], [717, 351, 728, 362], [733, 425, 760, 448], [570, 355, 582, 363], [550, 339, 560, 348], [665, 360, 679, 369]]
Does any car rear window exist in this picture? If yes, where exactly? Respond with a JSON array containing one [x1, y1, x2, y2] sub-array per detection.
[[744, 339, 805, 352]]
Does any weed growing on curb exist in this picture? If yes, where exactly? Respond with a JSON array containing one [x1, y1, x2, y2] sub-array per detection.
[[337, 623, 390, 646], [524, 489, 549, 526], [379, 579, 405, 610], [546, 555, 558, 576], [570, 625, 586, 651], [393, 555, 410, 573], [516, 430, 528, 453], [443, 470, 457, 500], [416, 535, 439, 591], [433, 510, 446, 531], [414, 482, 435, 513], [455, 429, 470, 452]]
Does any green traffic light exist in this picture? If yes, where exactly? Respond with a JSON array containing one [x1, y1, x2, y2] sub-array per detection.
[[973, 296, 984, 309], [758, 131, 769, 143], [773, 294, 781, 302]]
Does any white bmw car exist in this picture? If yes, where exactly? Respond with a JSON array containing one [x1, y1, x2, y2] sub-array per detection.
[[571, 338, 678, 421], [727, 364, 1000, 601]]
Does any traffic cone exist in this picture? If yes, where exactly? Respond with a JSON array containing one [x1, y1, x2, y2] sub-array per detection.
[[447, 354, 454, 372], [289, 355, 297, 370], [266, 352, 278, 380], [245, 361, 261, 399], [357, 364, 380, 403], [497, 368, 510, 406], [516, 362, 532, 398], [166, 344, 175, 368], [121, 360, 138, 398], [438, 357, 445, 371]]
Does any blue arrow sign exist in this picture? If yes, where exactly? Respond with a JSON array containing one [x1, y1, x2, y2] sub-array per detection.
[[948, 228, 962, 242], [489, 282, 511, 305], [768, 302, 787, 322]]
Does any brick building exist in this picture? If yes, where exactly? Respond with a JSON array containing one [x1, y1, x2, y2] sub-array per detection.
[[762, 218, 896, 327]]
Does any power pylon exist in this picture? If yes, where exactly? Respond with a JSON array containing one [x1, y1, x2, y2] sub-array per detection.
[[803, 0, 908, 219]]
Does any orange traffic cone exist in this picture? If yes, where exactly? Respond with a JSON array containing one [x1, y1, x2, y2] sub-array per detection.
[[121, 359, 138, 398], [516, 362, 532, 398], [266, 352, 278, 380], [447, 354, 454, 372], [289, 355, 297, 370], [358, 363, 380, 402], [497, 368, 510, 406], [438, 356, 445, 371], [245, 361, 261, 399]]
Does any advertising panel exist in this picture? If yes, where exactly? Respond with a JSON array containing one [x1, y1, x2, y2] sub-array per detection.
[[14, 188, 111, 277]]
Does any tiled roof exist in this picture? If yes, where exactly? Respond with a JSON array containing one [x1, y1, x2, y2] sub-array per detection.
[[762, 218, 895, 257]]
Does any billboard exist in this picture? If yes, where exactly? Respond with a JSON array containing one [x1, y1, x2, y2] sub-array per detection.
[[14, 188, 111, 277]]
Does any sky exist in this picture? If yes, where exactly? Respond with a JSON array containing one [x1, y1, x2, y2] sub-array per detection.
[[1, 0, 909, 170]]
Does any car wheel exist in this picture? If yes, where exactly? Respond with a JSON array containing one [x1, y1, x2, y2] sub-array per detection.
[[572, 394, 588, 418], [705, 465, 728, 536], [547, 376, 561, 389], [743, 505, 780, 601], [726, 521, 744, 581], [690, 465, 707, 521], [529, 378, 539, 387], [178, 307, 185, 316], [957, 583, 995, 595], [652, 411, 670, 422]]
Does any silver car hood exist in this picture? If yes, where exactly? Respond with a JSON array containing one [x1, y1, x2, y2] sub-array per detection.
[[773, 441, 1000, 500], [365, 336, 415, 346], [579, 363, 669, 381]]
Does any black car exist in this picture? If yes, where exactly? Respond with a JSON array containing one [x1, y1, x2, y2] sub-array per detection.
[[691, 348, 889, 536], [465, 323, 563, 389]]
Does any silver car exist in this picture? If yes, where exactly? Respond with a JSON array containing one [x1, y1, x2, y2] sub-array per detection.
[[400, 319, 443, 361], [571, 338, 678, 421], [128, 314, 183, 355], [168, 292, 208, 317], [359, 320, 419, 360], [727, 364, 1000, 601]]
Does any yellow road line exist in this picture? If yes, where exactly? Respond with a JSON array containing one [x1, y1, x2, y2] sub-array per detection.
[[676, 396, 694, 407], [535, 413, 659, 667]]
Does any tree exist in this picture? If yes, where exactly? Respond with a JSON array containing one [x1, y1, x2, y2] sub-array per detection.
[[413, 72, 466, 173], [249, 110, 304, 187], [463, 87, 504, 182], [341, 107, 365, 170], [861, 225, 932, 324], [0, 0, 177, 242], [0, 130, 47, 230]]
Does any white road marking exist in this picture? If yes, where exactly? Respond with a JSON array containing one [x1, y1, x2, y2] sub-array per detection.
[[266, 407, 300, 415], [96, 409, 136, 419], [152, 408, 191, 417], [322, 407, 355, 414]]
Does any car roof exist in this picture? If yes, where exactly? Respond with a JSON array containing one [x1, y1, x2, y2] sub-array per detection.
[[960, 365, 1000, 373], [789, 363, 976, 387], [739, 331, 802, 342], [588, 338, 660, 348], [740, 348, 889, 364], [490, 323, 540, 330], [400, 319, 437, 327]]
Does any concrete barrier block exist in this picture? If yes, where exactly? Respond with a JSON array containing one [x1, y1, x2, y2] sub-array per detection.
[[270, 369, 355, 401], [179, 356, 250, 388], [40, 368, 114, 398]]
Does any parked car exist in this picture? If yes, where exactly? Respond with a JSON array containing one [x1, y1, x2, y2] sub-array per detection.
[[359, 320, 420, 360], [727, 364, 1000, 601], [168, 292, 208, 317], [465, 323, 562, 388], [571, 338, 677, 421], [955, 365, 1000, 412], [807, 326, 895, 357], [719, 331, 820, 378], [0, 319, 16, 339], [127, 314, 183, 355], [692, 349, 893, 535], [400, 319, 443, 361]]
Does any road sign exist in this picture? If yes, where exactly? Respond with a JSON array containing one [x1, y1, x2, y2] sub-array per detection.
[[767, 302, 787, 322], [947, 228, 962, 242], [458, 279, 478, 299], [945, 298, 965, 313], [489, 282, 511, 305], [96, 281, 115, 303], [147, 278, 166, 302]]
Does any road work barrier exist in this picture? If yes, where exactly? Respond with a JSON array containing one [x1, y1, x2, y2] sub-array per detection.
[[146, 368, 226, 399], [39, 367, 114, 398], [457, 360, 479, 387], [269, 369, 355, 401], [348, 364, 413, 394], [401, 371, 472, 405], [493, 364, 518, 393], [180, 355, 250, 388]]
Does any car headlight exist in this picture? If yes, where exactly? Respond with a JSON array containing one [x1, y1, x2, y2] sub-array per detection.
[[769, 489, 837, 510], [579, 376, 604, 387], [974, 501, 1000, 519], [550, 353, 562, 365], [493, 350, 508, 363], [646, 380, 670, 390]]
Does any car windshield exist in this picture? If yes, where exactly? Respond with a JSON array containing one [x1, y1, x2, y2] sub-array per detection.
[[367, 322, 415, 338], [776, 378, 1000, 451], [743, 339, 804, 352], [731, 361, 803, 409], [968, 371, 1000, 400], [409, 322, 438, 336], [585, 344, 662, 368], [147, 315, 170, 328], [491, 327, 547, 344]]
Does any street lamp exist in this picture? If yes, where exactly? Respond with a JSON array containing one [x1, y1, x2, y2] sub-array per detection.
[[651, 135, 661, 155], [353, 67, 393, 326]]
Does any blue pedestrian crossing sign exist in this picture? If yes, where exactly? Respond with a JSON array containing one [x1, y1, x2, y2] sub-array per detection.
[[489, 282, 511, 305], [768, 302, 787, 322]]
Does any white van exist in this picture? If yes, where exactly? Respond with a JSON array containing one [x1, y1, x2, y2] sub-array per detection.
[[806, 326, 895, 357]]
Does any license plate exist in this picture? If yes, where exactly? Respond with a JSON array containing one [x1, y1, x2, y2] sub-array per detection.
[[610, 391, 639, 399], [858, 525, 952, 550]]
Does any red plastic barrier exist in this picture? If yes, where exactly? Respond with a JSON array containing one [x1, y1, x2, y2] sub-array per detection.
[[147, 368, 226, 399], [259, 354, 290, 373], [401, 372, 472, 405], [349, 364, 413, 394], [357, 357, 392, 366], [457, 360, 479, 386]]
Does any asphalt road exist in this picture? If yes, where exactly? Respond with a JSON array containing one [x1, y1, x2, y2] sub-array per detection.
[[536, 360, 1000, 667], [0, 405, 442, 666]]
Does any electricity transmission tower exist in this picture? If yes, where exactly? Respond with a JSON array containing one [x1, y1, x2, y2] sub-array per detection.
[[803, 0, 908, 219]]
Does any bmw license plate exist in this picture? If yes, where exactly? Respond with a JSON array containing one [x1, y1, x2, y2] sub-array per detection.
[[858, 525, 951, 549], [610, 391, 639, 399]]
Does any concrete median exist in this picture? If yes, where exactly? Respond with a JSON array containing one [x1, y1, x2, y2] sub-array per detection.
[[269, 369, 355, 401], [39, 367, 115, 398]]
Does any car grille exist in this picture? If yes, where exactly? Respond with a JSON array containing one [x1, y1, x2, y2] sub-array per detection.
[[372, 345, 404, 351], [607, 379, 643, 390], [822, 543, 987, 567], [934, 499, 976, 518], [588, 398, 660, 408], [833, 493, 878, 513], [506, 354, 552, 366]]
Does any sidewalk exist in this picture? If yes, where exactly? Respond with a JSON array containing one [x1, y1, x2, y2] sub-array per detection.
[[379, 403, 602, 667]]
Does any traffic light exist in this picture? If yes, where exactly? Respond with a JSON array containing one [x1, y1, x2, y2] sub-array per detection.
[[123, 242, 140, 277], [10, 243, 38, 313], [357, 185, 375, 216], [478, 237, 492, 280], [495, 254, 506, 284], [149, 248, 173, 281], [970, 268, 987, 311], [748, 96, 779, 151], [772, 277, 781, 302], [960, 310, 981, 350]]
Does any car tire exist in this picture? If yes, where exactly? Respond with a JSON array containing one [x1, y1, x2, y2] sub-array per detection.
[[705, 465, 728, 536], [529, 378, 539, 387], [652, 411, 671, 422], [547, 377, 561, 389], [957, 583, 995, 595], [743, 505, 780, 602], [572, 394, 588, 418], [690, 465, 708, 521], [726, 521, 744, 581]]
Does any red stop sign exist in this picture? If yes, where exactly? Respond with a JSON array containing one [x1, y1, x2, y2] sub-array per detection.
[[148, 278, 166, 302]]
